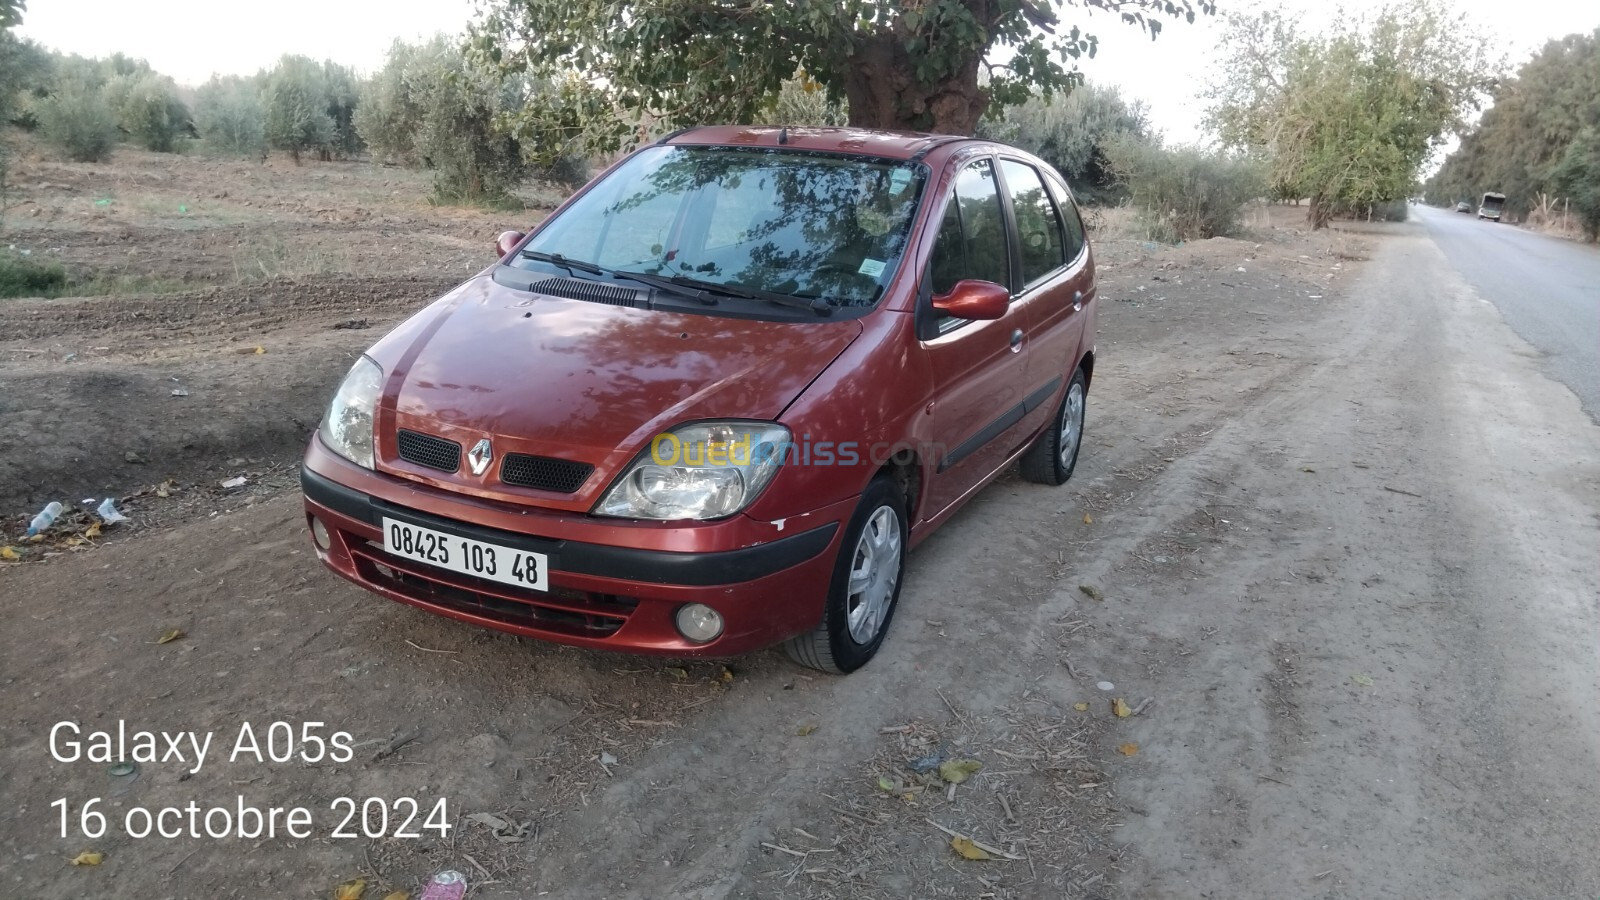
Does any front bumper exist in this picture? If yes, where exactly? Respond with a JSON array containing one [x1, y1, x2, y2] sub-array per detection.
[[301, 439, 849, 657]]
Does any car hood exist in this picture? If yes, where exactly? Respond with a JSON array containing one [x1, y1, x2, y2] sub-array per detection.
[[365, 274, 863, 506]]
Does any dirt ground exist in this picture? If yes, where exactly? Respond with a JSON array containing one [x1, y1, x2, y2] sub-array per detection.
[[3, 148, 1598, 900]]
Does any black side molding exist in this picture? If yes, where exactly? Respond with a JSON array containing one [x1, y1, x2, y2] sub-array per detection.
[[302, 467, 836, 587], [938, 375, 1062, 473]]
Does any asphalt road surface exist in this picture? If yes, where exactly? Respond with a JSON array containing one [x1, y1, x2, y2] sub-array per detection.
[[1415, 204, 1600, 420]]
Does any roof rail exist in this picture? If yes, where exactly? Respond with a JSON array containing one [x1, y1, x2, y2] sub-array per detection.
[[653, 126, 704, 145], [909, 135, 971, 162]]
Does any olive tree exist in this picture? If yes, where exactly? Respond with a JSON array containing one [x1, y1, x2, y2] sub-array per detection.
[[1208, 3, 1495, 228], [263, 55, 335, 163], [472, 0, 1210, 155]]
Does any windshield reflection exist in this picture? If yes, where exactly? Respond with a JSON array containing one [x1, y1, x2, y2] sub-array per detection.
[[520, 147, 927, 309]]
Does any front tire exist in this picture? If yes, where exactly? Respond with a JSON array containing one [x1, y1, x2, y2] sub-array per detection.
[[783, 475, 907, 674], [1019, 368, 1088, 486]]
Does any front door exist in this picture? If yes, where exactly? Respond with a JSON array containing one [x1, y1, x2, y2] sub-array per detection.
[[919, 157, 1032, 520]]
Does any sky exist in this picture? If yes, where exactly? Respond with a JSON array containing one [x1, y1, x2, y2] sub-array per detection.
[[16, 0, 1600, 146]]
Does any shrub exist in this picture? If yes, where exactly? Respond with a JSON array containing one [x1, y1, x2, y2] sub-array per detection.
[[106, 71, 190, 152], [979, 82, 1151, 204], [1104, 137, 1265, 241], [359, 39, 536, 204], [1551, 126, 1600, 242], [194, 75, 266, 155], [0, 250, 68, 298], [752, 71, 847, 127], [36, 78, 118, 162]]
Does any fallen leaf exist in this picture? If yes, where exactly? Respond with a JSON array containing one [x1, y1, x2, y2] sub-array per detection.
[[1078, 584, 1104, 601], [157, 628, 185, 645], [333, 877, 366, 900], [1300, 466, 1315, 473], [718, 666, 734, 683], [1083, 513, 1094, 524], [1073, 702, 1089, 712], [254, 346, 266, 355], [1351, 673, 1374, 686], [85, 522, 102, 539], [950, 836, 992, 860], [877, 775, 897, 792], [1113, 698, 1133, 718], [665, 666, 688, 680], [1118, 743, 1140, 756], [795, 722, 818, 736], [938, 759, 983, 784], [70, 851, 103, 866], [466, 812, 510, 830], [156, 479, 176, 498], [382, 893, 410, 900], [1, 546, 18, 560]]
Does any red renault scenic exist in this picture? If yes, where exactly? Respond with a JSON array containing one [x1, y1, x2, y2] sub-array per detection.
[[302, 126, 1096, 673]]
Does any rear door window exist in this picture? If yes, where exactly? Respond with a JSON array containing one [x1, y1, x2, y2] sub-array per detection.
[[1043, 170, 1087, 262], [999, 159, 1066, 285]]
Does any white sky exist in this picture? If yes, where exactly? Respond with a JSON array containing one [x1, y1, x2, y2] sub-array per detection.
[[17, 0, 1600, 145]]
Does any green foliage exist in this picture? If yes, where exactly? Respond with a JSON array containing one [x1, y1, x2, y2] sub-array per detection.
[[1, 30, 50, 127], [472, 0, 1209, 150], [358, 38, 541, 203], [1209, 3, 1494, 228], [194, 75, 266, 155], [263, 55, 336, 163], [36, 77, 118, 162], [1104, 137, 1265, 241], [1, 0, 23, 30], [1549, 126, 1600, 240], [978, 81, 1150, 203], [0, 249, 68, 298], [751, 71, 849, 127], [105, 71, 190, 152], [322, 60, 362, 158], [1425, 30, 1599, 224]]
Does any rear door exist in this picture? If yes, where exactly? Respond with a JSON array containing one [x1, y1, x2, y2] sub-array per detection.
[[919, 157, 1033, 519], [995, 158, 1091, 405]]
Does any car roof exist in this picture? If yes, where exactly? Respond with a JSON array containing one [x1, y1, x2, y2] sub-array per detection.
[[657, 125, 982, 161]]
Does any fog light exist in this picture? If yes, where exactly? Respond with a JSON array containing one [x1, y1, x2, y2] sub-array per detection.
[[310, 517, 331, 550], [675, 604, 724, 643]]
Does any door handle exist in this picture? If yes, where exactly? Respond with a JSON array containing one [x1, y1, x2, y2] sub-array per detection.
[[1010, 329, 1024, 349], [1072, 290, 1083, 312]]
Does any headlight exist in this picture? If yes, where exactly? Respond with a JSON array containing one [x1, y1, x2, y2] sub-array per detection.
[[320, 356, 383, 469], [595, 422, 790, 520]]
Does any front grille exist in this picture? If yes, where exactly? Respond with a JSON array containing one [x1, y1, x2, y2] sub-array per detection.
[[349, 542, 636, 638], [501, 453, 593, 493], [396, 429, 460, 472]]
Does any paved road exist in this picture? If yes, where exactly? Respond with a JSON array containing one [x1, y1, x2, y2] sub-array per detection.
[[1415, 204, 1600, 419]]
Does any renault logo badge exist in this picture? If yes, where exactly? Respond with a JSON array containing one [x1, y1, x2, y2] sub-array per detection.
[[467, 438, 493, 476]]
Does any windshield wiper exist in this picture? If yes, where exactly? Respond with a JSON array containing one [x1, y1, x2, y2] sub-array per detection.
[[626, 271, 833, 316], [520, 250, 604, 277]]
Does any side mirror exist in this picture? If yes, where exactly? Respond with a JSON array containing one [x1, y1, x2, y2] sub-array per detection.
[[931, 279, 1010, 320], [495, 230, 526, 258]]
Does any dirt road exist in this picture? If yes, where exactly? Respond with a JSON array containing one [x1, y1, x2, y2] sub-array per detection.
[[3, 213, 1597, 899]]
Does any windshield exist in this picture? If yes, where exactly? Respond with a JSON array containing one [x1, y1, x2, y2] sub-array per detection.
[[518, 146, 927, 309]]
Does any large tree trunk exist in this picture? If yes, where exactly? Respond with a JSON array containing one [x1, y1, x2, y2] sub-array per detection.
[[841, 34, 987, 135]]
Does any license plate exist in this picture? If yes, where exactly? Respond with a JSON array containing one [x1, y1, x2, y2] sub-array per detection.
[[381, 517, 548, 592]]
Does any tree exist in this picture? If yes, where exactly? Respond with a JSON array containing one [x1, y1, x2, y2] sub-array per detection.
[[1208, 3, 1495, 228], [263, 54, 335, 163], [105, 71, 191, 152], [1424, 30, 1598, 220], [472, 0, 1211, 151], [1549, 127, 1600, 240], [357, 38, 536, 203], [1, 0, 22, 30], [194, 74, 266, 154], [36, 77, 118, 162]]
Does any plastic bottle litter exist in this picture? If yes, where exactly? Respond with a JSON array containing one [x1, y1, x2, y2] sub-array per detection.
[[1096, 681, 1115, 691], [96, 498, 128, 524], [419, 870, 467, 900], [26, 501, 63, 537]]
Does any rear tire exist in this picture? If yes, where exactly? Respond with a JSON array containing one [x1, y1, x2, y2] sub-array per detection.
[[1019, 368, 1088, 486], [783, 475, 907, 674]]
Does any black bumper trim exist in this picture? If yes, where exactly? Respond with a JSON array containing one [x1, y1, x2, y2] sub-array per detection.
[[301, 466, 837, 587]]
